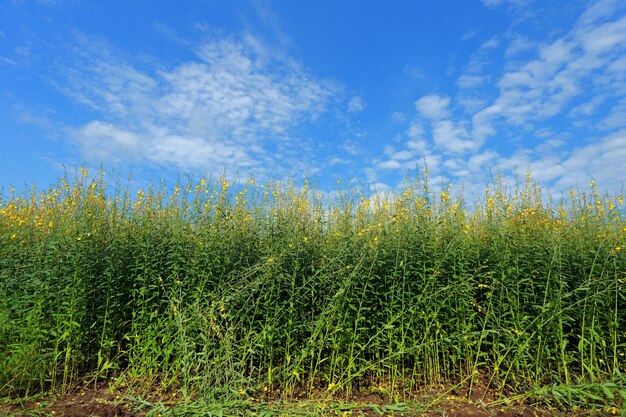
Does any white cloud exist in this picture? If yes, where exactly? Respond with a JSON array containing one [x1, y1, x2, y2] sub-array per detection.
[[392, 150, 414, 161], [341, 140, 360, 156], [482, 0, 504, 7], [569, 95, 605, 117], [406, 122, 423, 139], [407, 139, 428, 153], [577, 15, 626, 55], [481, 37, 500, 50], [149, 134, 257, 170], [328, 157, 350, 166], [0, 56, 17, 66], [471, 104, 500, 142], [577, 0, 622, 28], [415, 95, 451, 120], [467, 150, 499, 172], [403, 64, 425, 80], [378, 160, 402, 170], [391, 112, 406, 122], [76, 121, 142, 163], [413, 154, 442, 173], [505, 34, 535, 57], [461, 30, 478, 41], [383, 145, 395, 156], [348, 96, 365, 113], [57, 34, 337, 176], [481, 0, 532, 8], [457, 96, 488, 113], [461, 37, 500, 78], [482, 128, 626, 198], [599, 98, 626, 129], [468, 8, 626, 143], [500, 129, 626, 191], [457, 75, 484, 89], [433, 120, 477, 153], [378, 0, 626, 196]]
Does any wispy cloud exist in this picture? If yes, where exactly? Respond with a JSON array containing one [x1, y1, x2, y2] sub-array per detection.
[[457, 75, 485, 89], [599, 98, 626, 130], [497, 128, 626, 190], [347, 96, 365, 113], [371, 0, 626, 194], [455, 37, 499, 93], [472, 8, 626, 139], [75, 121, 142, 164], [377, 159, 402, 170], [481, 0, 532, 6], [415, 95, 450, 120], [54, 33, 339, 176], [432, 120, 477, 154], [504, 33, 535, 57]]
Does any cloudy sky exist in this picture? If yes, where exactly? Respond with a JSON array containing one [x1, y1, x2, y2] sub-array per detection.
[[1, 0, 626, 196]]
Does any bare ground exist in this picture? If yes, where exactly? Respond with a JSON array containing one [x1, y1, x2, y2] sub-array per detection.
[[0, 381, 616, 417]]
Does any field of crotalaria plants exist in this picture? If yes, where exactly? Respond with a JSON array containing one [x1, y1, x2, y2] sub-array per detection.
[[1, 168, 624, 415]]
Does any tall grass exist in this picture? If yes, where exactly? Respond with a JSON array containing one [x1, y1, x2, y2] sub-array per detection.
[[0, 168, 624, 401]]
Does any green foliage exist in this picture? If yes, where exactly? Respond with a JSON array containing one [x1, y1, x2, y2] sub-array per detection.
[[0, 169, 624, 403]]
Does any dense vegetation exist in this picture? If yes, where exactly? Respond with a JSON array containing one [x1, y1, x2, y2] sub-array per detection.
[[1, 168, 624, 405]]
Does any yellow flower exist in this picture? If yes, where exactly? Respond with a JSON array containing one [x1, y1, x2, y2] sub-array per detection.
[[616, 246, 623, 251], [10, 233, 16, 239]]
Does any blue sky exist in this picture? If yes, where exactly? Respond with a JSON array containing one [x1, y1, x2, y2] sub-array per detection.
[[1, 0, 626, 197]]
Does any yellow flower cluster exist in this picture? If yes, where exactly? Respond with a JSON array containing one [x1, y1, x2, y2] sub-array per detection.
[[2, 169, 624, 268]]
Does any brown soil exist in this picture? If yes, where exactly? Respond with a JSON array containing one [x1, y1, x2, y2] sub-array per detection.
[[1, 383, 138, 417], [0, 383, 611, 417]]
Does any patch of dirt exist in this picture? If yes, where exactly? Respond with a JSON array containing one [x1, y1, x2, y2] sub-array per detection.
[[341, 390, 597, 417], [411, 402, 592, 417], [0, 380, 613, 417], [1, 383, 142, 417]]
